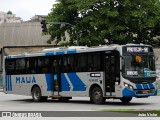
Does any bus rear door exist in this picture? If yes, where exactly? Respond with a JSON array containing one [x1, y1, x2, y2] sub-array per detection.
[[51, 58, 62, 95]]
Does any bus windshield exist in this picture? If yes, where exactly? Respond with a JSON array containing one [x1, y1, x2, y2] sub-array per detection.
[[122, 54, 156, 78]]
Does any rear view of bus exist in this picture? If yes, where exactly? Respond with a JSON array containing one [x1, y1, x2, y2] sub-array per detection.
[[120, 45, 158, 103]]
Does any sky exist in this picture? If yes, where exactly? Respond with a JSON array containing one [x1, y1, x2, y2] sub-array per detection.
[[0, 0, 56, 21]]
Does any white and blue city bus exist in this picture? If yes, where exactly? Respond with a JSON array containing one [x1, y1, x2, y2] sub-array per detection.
[[3, 44, 159, 104]]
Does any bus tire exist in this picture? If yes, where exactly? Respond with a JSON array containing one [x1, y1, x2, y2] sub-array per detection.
[[120, 97, 132, 103], [91, 87, 105, 104], [32, 87, 43, 102]]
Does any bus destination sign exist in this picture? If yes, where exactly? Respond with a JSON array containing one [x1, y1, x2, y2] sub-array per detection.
[[122, 46, 153, 55], [127, 47, 148, 52]]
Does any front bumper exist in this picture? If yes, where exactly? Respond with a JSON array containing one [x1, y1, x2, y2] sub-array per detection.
[[122, 88, 158, 97]]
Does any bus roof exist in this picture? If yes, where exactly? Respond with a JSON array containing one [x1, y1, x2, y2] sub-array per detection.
[[4, 44, 152, 59]]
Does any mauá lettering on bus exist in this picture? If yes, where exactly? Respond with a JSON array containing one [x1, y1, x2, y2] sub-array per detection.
[[16, 76, 36, 83]]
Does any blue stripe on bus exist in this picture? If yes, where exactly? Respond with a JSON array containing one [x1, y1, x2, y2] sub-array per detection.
[[9, 75, 12, 91], [61, 73, 70, 91], [56, 51, 65, 55], [10, 75, 12, 91], [8, 75, 10, 91], [142, 84, 149, 89], [6, 75, 12, 91], [45, 74, 53, 91], [45, 52, 54, 56], [67, 50, 76, 54], [6, 75, 8, 91], [6, 56, 11, 59], [148, 83, 154, 89], [67, 73, 86, 91], [136, 84, 153, 90], [136, 84, 143, 89]]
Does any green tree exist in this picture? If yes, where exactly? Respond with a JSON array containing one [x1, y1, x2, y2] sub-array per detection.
[[7, 11, 12, 14], [46, 0, 160, 46], [46, 0, 78, 45]]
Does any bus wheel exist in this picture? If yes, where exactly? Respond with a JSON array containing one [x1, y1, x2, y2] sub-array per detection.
[[120, 97, 132, 103], [92, 87, 105, 104], [32, 87, 42, 102]]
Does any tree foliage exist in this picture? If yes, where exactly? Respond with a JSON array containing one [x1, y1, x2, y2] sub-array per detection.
[[46, 0, 160, 46]]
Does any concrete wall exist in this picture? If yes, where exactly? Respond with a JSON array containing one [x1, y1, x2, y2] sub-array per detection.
[[0, 22, 51, 46]]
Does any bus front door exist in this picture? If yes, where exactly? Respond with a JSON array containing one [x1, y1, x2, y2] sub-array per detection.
[[52, 58, 62, 95], [105, 51, 120, 96]]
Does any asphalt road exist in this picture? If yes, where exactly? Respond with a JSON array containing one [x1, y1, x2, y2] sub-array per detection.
[[0, 92, 160, 112]]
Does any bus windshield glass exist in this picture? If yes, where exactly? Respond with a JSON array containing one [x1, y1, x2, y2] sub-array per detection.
[[122, 46, 156, 78]]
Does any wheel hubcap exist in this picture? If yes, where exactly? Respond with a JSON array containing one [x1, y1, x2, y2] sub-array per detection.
[[34, 91, 39, 100], [94, 91, 101, 100]]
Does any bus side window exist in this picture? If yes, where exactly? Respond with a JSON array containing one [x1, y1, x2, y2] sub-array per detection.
[[26, 58, 37, 74], [75, 55, 79, 71], [88, 53, 101, 72], [75, 54, 87, 72], [6, 60, 15, 74], [63, 56, 74, 72], [38, 57, 49, 74], [15, 59, 25, 74]]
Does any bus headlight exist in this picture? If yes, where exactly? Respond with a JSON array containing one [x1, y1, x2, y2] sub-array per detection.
[[124, 83, 129, 87], [124, 82, 134, 90], [129, 86, 133, 90]]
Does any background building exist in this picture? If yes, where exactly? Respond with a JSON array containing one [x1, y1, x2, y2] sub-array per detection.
[[0, 11, 22, 24], [0, 14, 51, 47]]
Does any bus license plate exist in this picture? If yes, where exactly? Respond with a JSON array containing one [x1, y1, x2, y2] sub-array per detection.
[[143, 91, 148, 94]]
